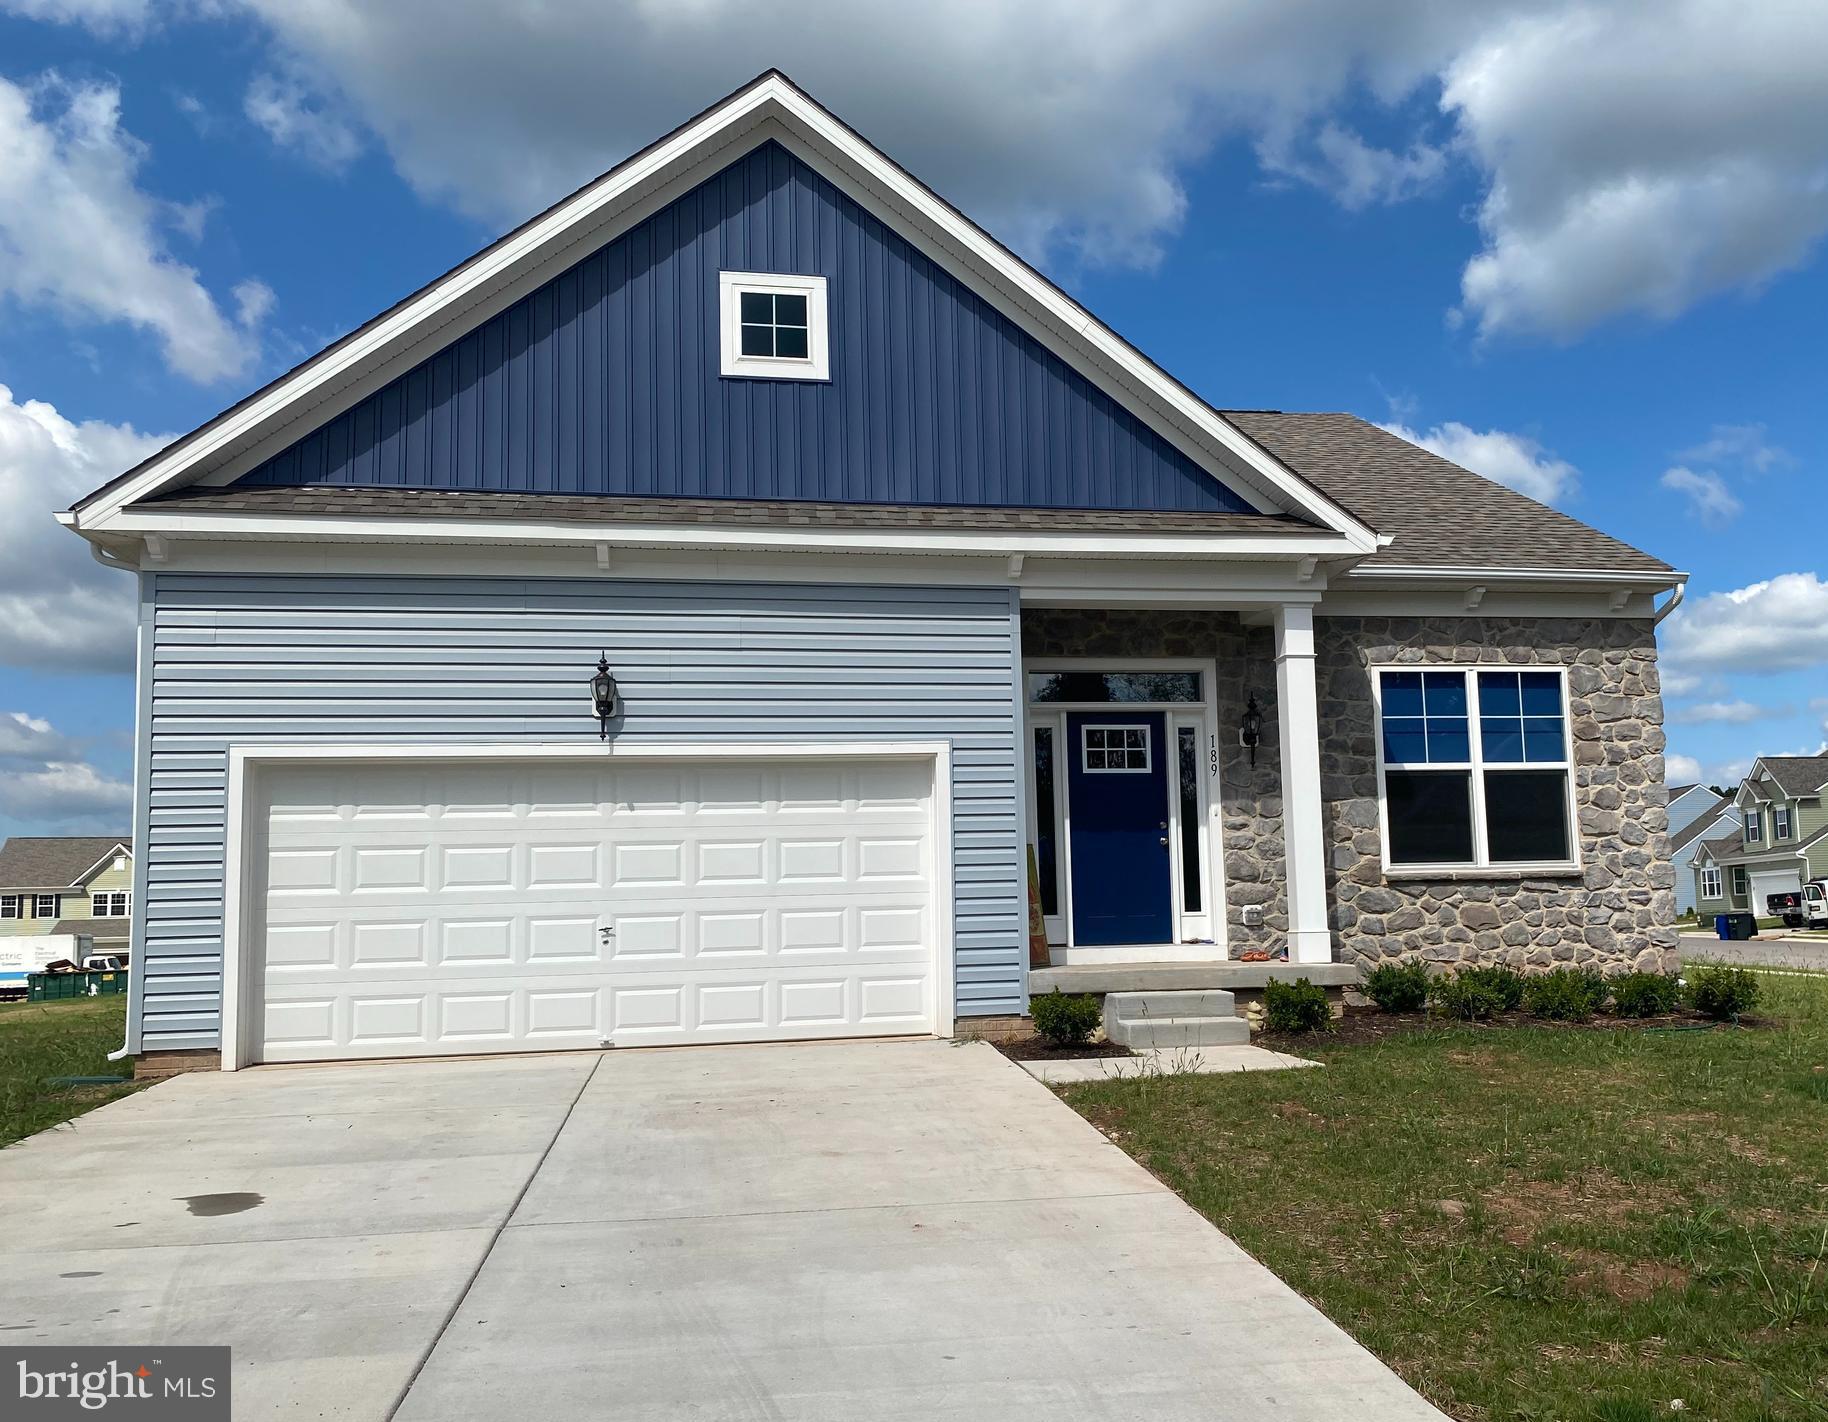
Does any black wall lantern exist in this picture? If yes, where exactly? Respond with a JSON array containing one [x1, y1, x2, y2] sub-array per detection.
[[589, 652, 619, 739], [1239, 693, 1263, 766]]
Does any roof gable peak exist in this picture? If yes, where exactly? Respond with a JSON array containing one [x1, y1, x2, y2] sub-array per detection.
[[65, 71, 1377, 551]]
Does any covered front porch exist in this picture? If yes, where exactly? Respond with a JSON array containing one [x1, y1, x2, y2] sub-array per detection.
[[1021, 600, 1337, 976]]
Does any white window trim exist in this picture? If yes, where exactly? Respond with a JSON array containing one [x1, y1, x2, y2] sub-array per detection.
[[719, 271, 830, 380], [1744, 808, 1763, 842], [1080, 723, 1152, 774], [0, 894, 18, 919], [32, 893, 59, 919], [93, 891, 130, 918], [1774, 805, 1791, 840], [1371, 663, 1579, 874], [1700, 866, 1723, 900]]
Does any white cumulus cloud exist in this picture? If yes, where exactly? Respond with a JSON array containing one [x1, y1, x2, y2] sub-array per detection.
[[1667, 700, 1792, 726], [244, 70, 362, 170], [0, 72, 268, 383], [1446, 1, 1828, 340], [1379, 419, 1578, 505], [0, 759, 132, 828], [1659, 466, 1743, 526], [1661, 572, 1828, 680], [1665, 753, 1703, 785], [0, 383, 169, 672]]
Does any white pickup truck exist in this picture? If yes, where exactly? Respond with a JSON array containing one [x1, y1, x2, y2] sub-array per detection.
[[1799, 881, 1828, 929], [0, 933, 94, 997]]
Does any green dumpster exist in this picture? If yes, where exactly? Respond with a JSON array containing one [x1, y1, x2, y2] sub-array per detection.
[[28, 970, 127, 1002]]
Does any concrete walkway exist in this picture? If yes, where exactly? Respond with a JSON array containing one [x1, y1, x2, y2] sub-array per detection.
[[1, 1040, 1445, 1421], [1018, 1042, 1322, 1084]]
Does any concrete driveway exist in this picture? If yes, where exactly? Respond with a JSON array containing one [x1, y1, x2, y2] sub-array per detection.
[[1, 1041, 1444, 1421]]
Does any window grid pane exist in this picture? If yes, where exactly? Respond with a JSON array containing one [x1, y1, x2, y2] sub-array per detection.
[[1382, 665, 1574, 867]]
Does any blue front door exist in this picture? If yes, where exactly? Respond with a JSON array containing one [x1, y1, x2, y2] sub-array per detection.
[[1065, 712, 1173, 946]]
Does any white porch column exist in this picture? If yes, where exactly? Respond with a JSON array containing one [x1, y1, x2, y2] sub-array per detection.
[[1273, 603, 1333, 964]]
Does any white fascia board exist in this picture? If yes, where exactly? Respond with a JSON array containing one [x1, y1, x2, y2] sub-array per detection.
[[1343, 564, 1686, 588], [71, 74, 1375, 549], [102, 507, 1361, 562]]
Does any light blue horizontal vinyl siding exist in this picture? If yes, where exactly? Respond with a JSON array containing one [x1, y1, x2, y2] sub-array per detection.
[[135, 573, 1024, 1051]]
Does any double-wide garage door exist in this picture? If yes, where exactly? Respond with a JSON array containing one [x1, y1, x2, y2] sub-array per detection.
[[253, 755, 939, 1063]]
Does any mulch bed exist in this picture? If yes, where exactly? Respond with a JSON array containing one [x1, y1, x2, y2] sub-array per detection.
[[1256, 1003, 1762, 1051], [993, 1035, 1134, 1062]]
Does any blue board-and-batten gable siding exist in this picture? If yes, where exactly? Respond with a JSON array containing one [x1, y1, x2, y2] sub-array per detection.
[[133, 572, 1024, 1050], [236, 142, 1250, 514]]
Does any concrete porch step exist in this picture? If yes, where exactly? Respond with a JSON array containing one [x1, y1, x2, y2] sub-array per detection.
[[1104, 989, 1237, 1021], [1107, 1014, 1252, 1050]]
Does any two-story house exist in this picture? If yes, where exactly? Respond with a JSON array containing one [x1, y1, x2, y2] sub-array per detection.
[[1692, 756, 1828, 915], [0, 836, 135, 957]]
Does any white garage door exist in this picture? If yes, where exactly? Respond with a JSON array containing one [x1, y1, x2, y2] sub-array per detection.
[[251, 755, 939, 1063], [1748, 867, 1804, 914]]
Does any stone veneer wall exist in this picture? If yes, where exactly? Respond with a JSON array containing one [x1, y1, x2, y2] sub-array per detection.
[[1020, 610, 1678, 974]]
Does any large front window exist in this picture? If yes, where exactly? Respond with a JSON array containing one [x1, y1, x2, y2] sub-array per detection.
[[1376, 667, 1574, 869], [1700, 866, 1723, 900]]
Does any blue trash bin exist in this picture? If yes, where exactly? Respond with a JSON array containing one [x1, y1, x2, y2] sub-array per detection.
[[1715, 914, 1731, 940]]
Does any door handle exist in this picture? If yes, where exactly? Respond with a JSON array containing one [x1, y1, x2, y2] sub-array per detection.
[[1159, 836, 1169, 846]]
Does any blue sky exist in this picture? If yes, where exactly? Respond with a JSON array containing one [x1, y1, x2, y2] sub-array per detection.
[[1, 1, 1825, 838]]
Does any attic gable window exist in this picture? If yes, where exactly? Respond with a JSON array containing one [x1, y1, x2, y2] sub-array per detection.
[[720, 272, 829, 380]]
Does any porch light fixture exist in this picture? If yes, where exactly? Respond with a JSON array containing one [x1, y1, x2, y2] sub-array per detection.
[[589, 653, 619, 739], [1239, 694, 1263, 766]]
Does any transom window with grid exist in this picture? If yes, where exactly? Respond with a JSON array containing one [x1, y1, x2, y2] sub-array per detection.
[[1081, 725, 1151, 773], [1376, 667, 1574, 868]]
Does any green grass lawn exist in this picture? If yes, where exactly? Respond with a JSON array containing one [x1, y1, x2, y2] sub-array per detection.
[[0, 996, 138, 1149], [1062, 972, 1828, 1422]]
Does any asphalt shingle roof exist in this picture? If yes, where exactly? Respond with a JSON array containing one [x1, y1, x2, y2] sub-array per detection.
[[0, 837, 132, 891], [1669, 805, 1733, 856], [144, 484, 1317, 535], [1756, 755, 1828, 797], [1222, 411, 1672, 575], [49, 918, 130, 940]]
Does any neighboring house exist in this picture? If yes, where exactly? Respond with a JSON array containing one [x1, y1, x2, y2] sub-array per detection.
[[1692, 756, 1828, 916], [1666, 783, 1727, 840], [0, 837, 135, 956], [1667, 791, 1735, 916], [60, 73, 1683, 1071]]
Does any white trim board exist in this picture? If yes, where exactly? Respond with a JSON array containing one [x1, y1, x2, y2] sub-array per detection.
[[67, 73, 1377, 552], [218, 739, 957, 1071]]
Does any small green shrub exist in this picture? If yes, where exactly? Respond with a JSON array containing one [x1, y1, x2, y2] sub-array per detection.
[[1686, 965, 1762, 1021], [1029, 989, 1101, 1046], [1362, 960, 1430, 1012], [1459, 965, 1526, 1010], [1522, 967, 1608, 1021], [1428, 964, 1525, 1021], [1264, 976, 1332, 1032], [1610, 971, 1683, 1018]]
